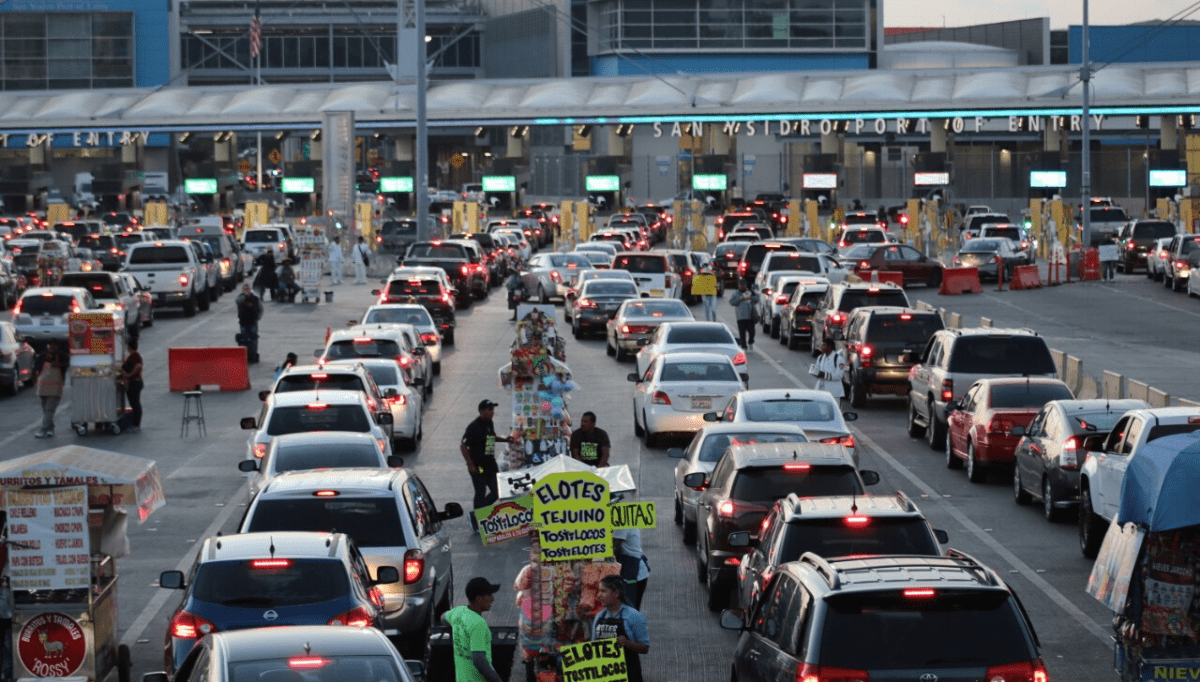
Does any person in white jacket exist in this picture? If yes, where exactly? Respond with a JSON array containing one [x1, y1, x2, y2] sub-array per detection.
[[327, 239, 344, 284], [812, 339, 846, 400], [351, 236, 370, 284]]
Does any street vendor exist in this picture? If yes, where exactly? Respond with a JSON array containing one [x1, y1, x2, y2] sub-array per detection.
[[593, 574, 649, 682], [34, 340, 69, 439], [445, 577, 504, 682], [569, 411, 611, 467], [461, 400, 512, 532]]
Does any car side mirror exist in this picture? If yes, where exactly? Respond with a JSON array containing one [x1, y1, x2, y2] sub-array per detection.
[[348, 319, 359, 326], [387, 455, 405, 468], [142, 673, 170, 682], [313, 349, 323, 357], [860, 470, 881, 486], [739, 373, 750, 386], [371, 289, 381, 295], [667, 447, 685, 458], [378, 412, 393, 425], [1010, 425, 1026, 437], [842, 411, 858, 422], [727, 531, 754, 548], [412, 347, 426, 356], [257, 390, 270, 402], [237, 460, 259, 472], [159, 570, 185, 590], [411, 377, 425, 386], [441, 502, 464, 520], [403, 661, 425, 682], [703, 412, 719, 422], [627, 373, 640, 382], [900, 352, 915, 363], [385, 388, 398, 398], [239, 417, 257, 430], [683, 472, 707, 489], [636, 338, 649, 347], [719, 609, 747, 631], [934, 529, 949, 544], [373, 566, 400, 586], [1082, 434, 1106, 452], [945, 399, 960, 412]]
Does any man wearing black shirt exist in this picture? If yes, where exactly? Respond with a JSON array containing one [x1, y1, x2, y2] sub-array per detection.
[[569, 411, 611, 467], [460, 399, 511, 529]]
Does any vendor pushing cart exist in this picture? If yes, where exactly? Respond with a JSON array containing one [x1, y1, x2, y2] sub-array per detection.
[[0, 446, 166, 682], [66, 312, 127, 436]]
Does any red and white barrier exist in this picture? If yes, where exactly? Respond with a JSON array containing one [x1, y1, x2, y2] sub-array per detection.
[[1010, 265, 1043, 290], [938, 267, 983, 295]]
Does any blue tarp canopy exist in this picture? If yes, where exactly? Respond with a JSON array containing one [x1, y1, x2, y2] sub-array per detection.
[[1117, 431, 1200, 531]]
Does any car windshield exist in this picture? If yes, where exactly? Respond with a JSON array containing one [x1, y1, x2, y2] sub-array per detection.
[[324, 339, 401, 360], [548, 255, 589, 268], [265, 405, 371, 436], [744, 399, 836, 422], [583, 282, 638, 296], [1132, 222, 1175, 240], [128, 246, 189, 264], [275, 374, 365, 393], [244, 230, 282, 243], [624, 301, 689, 318], [947, 337, 1056, 374], [192, 559, 350, 607], [730, 465, 863, 502], [407, 244, 466, 259], [989, 383, 1073, 408], [776, 517, 940, 563], [1069, 410, 1127, 433], [962, 240, 1006, 253], [365, 307, 433, 326], [245, 497, 405, 546], [613, 255, 667, 273], [866, 315, 943, 346], [659, 362, 737, 382], [842, 230, 885, 244], [273, 442, 382, 472], [819, 590, 1031, 669], [698, 431, 808, 463], [665, 327, 734, 344], [19, 295, 74, 316], [230, 656, 404, 682], [838, 290, 909, 311]]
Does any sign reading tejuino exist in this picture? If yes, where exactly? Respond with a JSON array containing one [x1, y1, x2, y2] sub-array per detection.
[[532, 471, 611, 562]]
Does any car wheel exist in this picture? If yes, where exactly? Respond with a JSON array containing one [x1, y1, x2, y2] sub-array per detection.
[[572, 318, 582, 339], [927, 402, 946, 451], [538, 284, 548, 303], [198, 291, 210, 312], [673, 498, 682, 526], [696, 536, 708, 583], [849, 377, 866, 408], [2, 366, 18, 396], [1146, 266, 1154, 280], [778, 322, 788, 345], [144, 307, 154, 327], [433, 361, 441, 376], [907, 400, 926, 438], [966, 442, 987, 483], [633, 406, 644, 438], [1173, 276, 1184, 292], [786, 329, 801, 351], [606, 336, 616, 357], [643, 411, 658, 448], [945, 431, 962, 469], [707, 569, 729, 612], [209, 284, 219, 302], [1012, 465, 1030, 504], [770, 317, 780, 339], [183, 296, 197, 317], [1043, 477, 1063, 522], [444, 329, 455, 345], [927, 269, 943, 288], [682, 517, 696, 545], [615, 345, 628, 362], [1079, 486, 1107, 558]]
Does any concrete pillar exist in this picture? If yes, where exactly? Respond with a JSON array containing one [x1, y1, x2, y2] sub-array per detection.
[[394, 136, 413, 161], [1161, 115, 1179, 151], [1043, 126, 1064, 153], [709, 126, 732, 156], [506, 131, 525, 158], [930, 123, 948, 154], [309, 140, 322, 161], [29, 143, 45, 166], [121, 141, 138, 164], [214, 136, 231, 163], [820, 131, 840, 155]]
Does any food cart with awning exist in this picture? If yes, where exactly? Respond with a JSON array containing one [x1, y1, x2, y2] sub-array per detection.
[[0, 446, 166, 682]]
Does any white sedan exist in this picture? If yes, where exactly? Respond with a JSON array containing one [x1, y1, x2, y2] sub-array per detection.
[[629, 351, 748, 448], [358, 303, 444, 375], [332, 357, 425, 452], [237, 431, 401, 499], [706, 388, 859, 466], [634, 321, 745, 378]]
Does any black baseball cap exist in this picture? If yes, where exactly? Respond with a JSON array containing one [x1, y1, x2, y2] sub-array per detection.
[[465, 577, 501, 600], [478, 399, 499, 411]]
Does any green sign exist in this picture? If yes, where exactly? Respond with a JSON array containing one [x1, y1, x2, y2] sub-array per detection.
[[474, 495, 534, 546], [184, 178, 217, 194], [281, 177, 315, 193], [692, 174, 727, 191], [379, 176, 414, 192], [611, 502, 656, 529], [482, 175, 516, 192], [585, 175, 621, 192], [532, 472, 611, 562], [561, 640, 627, 682]]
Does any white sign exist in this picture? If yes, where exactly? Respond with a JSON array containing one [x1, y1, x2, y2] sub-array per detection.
[[803, 173, 837, 189], [914, 172, 950, 186], [656, 156, 671, 177], [6, 487, 90, 590]]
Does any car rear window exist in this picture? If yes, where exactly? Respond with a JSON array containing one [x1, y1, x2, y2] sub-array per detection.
[[961, 239, 1006, 253], [364, 307, 433, 326], [272, 442, 381, 472], [947, 336, 1056, 374], [838, 289, 910, 311], [386, 280, 440, 297], [1146, 423, 1200, 443], [584, 282, 638, 296], [660, 362, 737, 382], [819, 590, 1032, 670], [192, 559, 351, 607], [982, 227, 1021, 241], [730, 465, 863, 502], [245, 497, 405, 547], [359, 363, 400, 386], [325, 339, 402, 360], [381, 221, 417, 236], [614, 255, 668, 273], [1180, 237, 1200, 255], [624, 301, 689, 318], [698, 431, 808, 463], [60, 276, 116, 298], [549, 254, 589, 268], [795, 292, 825, 310], [275, 374, 365, 393], [865, 314, 944, 346], [230, 656, 403, 682], [777, 517, 940, 562], [19, 294, 73, 316], [115, 234, 143, 249], [244, 230, 282, 243], [744, 399, 836, 422], [1090, 207, 1128, 222], [969, 215, 1010, 231], [265, 405, 372, 436], [841, 230, 885, 244], [989, 383, 1073, 408], [407, 244, 467, 259], [12, 255, 37, 268], [764, 255, 821, 273], [128, 246, 189, 264], [714, 243, 749, 259], [665, 327, 734, 344], [1132, 222, 1175, 240], [77, 236, 115, 250], [744, 244, 798, 268]]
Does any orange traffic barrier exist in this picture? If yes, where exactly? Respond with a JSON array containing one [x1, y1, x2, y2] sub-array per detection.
[[874, 271, 905, 287], [1081, 248, 1101, 281], [169, 347, 250, 392], [938, 267, 983, 295], [1011, 265, 1043, 290]]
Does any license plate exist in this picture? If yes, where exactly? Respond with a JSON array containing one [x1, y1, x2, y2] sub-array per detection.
[[691, 397, 712, 410], [40, 317, 54, 326], [651, 289, 664, 296]]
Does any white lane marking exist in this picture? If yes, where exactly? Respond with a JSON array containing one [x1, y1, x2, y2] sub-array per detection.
[[751, 346, 1112, 645], [120, 480, 248, 647]]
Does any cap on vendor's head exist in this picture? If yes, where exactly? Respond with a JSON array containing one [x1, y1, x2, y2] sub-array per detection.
[[465, 576, 500, 600], [478, 399, 498, 412]]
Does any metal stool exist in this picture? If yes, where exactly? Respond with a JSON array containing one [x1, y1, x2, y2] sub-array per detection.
[[181, 390, 206, 437]]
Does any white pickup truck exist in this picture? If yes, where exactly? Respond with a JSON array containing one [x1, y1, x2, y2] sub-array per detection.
[[123, 240, 211, 317]]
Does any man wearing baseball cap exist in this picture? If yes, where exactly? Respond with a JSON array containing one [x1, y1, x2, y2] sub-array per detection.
[[444, 577, 503, 682], [460, 400, 511, 532]]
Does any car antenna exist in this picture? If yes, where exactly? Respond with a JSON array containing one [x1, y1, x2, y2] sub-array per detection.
[[269, 537, 276, 558], [303, 641, 311, 655]]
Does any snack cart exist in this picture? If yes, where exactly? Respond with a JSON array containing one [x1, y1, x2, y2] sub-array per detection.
[[295, 229, 327, 303], [67, 312, 127, 436], [0, 446, 167, 682], [1087, 432, 1200, 682]]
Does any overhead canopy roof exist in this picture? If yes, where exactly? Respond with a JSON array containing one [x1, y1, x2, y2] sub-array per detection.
[[1, 62, 1198, 132]]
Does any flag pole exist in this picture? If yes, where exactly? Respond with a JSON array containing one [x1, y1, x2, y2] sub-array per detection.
[[253, 1, 263, 196]]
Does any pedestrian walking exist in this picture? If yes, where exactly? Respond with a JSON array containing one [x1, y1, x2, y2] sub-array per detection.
[[33, 340, 69, 438], [460, 400, 511, 531], [253, 251, 278, 301], [119, 337, 144, 433], [274, 352, 298, 381], [729, 279, 756, 350], [444, 577, 504, 682], [277, 260, 299, 302], [505, 270, 524, 321], [694, 266, 719, 322], [235, 284, 264, 364], [613, 525, 649, 609], [327, 239, 344, 285], [1099, 236, 1120, 281], [569, 411, 611, 467], [592, 574, 650, 682], [811, 339, 846, 400], [352, 236, 371, 284]]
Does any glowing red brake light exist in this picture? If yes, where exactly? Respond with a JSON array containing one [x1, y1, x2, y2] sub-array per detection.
[[169, 611, 216, 639], [310, 373, 328, 379], [844, 515, 870, 527], [354, 337, 373, 343], [782, 463, 811, 471], [328, 606, 372, 628], [307, 402, 328, 410], [904, 588, 936, 598], [732, 352, 746, 365], [404, 549, 425, 584], [314, 489, 339, 497], [288, 658, 330, 670], [250, 559, 292, 569], [984, 659, 1048, 682], [651, 391, 671, 405]]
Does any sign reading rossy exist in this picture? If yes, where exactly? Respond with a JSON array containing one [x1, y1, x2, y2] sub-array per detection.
[[532, 471, 611, 562]]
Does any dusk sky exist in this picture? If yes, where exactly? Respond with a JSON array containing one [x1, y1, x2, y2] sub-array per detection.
[[886, 0, 1198, 30]]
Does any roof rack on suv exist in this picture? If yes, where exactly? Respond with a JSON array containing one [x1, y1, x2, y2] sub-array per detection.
[[779, 490, 917, 516], [799, 548, 1001, 590]]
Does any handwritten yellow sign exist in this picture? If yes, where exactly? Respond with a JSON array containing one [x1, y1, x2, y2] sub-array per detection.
[[560, 639, 627, 682], [532, 471, 611, 562], [690, 273, 718, 296], [611, 502, 656, 529]]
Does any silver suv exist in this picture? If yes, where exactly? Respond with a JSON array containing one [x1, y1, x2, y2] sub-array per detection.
[[13, 286, 98, 349], [906, 327, 1057, 451], [239, 468, 463, 646]]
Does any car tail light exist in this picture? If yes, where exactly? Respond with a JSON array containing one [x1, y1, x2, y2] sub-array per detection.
[[398, 356, 411, 367], [1176, 260, 1189, 270], [578, 298, 596, 308], [420, 332, 438, 344], [250, 558, 292, 569], [621, 325, 651, 334], [377, 438, 387, 452], [829, 312, 845, 325], [941, 379, 953, 403], [717, 500, 765, 518], [820, 435, 855, 448], [307, 402, 329, 409], [775, 295, 789, 304], [169, 610, 217, 639], [732, 352, 746, 365], [328, 606, 373, 627], [737, 261, 747, 276], [859, 344, 873, 367], [984, 659, 1048, 682], [404, 548, 425, 584], [989, 417, 1017, 435], [550, 271, 562, 283], [651, 391, 671, 405], [665, 274, 673, 288], [1126, 241, 1135, 250], [386, 394, 407, 406], [1159, 249, 1169, 258], [71, 302, 81, 313], [178, 274, 189, 286], [899, 313, 912, 320], [903, 588, 936, 598], [783, 463, 811, 471], [253, 443, 268, 458], [11, 300, 21, 315], [288, 658, 330, 670], [460, 265, 469, 277], [314, 489, 339, 497], [1060, 437, 1085, 470], [844, 515, 870, 527], [798, 663, 873, 682]]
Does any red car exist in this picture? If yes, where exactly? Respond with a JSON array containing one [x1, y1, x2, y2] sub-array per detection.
[[850, 244, 945, 288], [945, 377, 1074, 483]]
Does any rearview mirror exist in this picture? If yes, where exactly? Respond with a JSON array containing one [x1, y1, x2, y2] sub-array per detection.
[[719, 609, 746, 631], [683, 472, 707, 489], [348, 319, 359, 326], [627, 373, 640, 382], [740, 373, 750, 386], [257, 390, 270, 402], [934, 529, 949, 544], [239, 417, 257, 430], [831, 329, 844, 340], [1010, 425, 1026, 437], [159, 570, 185, 590], [371, 289, 381, 295], [703, 412, 719, 422], [142, 673, 170, 682], [387, 455, 405, 468], [411, 347, 425, 356], [860, 470, 881, 486], [385, 388, 398, 398], [667, 447, 685, 458], [237, 460, 259, 472], [636, 338, 649, 347], [441, 502, 465, 520], [313, 349, 323, 357], [727, 531, 753, 548], [373, 566, 400, 586], [378, 413, 393, 425], [842, 412, 858, 422]]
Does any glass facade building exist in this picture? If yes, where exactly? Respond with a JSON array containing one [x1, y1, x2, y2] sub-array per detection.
[[0, 12, 137, 90]]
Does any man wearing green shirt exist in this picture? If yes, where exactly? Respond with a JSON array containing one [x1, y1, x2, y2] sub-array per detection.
[[444, 577, 503, 682]]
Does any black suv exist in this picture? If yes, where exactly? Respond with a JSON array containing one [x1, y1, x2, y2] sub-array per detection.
[[840, 307, 944, 407], [379, 219, 420, 255], [810, 281, 910, 356], [721, 552, 1047, 682], [399, 241, 479, 307], [1118, 219, 1176, 274]]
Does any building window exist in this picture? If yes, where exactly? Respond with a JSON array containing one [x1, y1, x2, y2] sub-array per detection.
[[0, 12, 132, 90]]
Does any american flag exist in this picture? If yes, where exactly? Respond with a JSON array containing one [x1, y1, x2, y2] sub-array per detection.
[[249, 2, 262, 60]]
